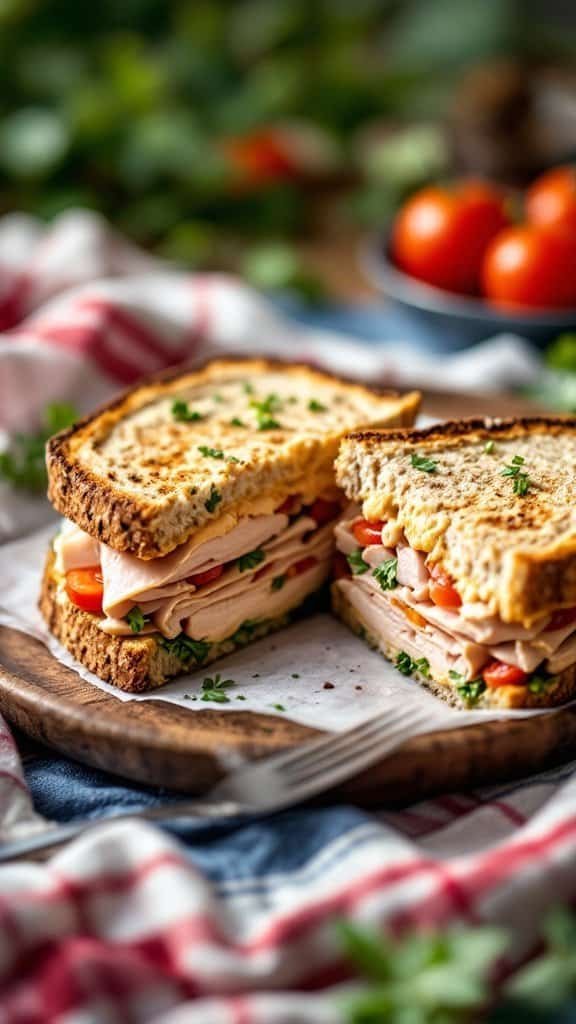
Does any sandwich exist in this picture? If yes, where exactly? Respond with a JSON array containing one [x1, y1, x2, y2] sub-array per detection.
[[41, 358, 420, 692], [333, 417, 576, 710]]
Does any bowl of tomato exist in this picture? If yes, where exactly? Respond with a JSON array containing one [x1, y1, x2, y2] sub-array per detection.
[[363, 172, 576, 352]]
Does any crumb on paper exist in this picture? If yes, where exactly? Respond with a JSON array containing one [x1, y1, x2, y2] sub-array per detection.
[[323, 682, 335, 690]]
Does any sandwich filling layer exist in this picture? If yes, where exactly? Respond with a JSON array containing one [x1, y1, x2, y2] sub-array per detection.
[[54, 496, 340, 644], [334, 515, 576, 699]]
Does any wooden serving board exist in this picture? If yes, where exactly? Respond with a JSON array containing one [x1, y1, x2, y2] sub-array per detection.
[[1, 388, 575, 806]]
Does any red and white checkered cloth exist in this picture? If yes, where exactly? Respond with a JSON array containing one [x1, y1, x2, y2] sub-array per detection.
[[2, 742, 576, 1022], [0, 209, 569, 1023]]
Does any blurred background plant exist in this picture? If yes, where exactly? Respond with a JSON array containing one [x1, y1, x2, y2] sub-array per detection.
[[1, 0, 575, 303]]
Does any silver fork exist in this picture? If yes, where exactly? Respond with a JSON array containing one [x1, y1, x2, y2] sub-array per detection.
[[0, 704, 437, 862]]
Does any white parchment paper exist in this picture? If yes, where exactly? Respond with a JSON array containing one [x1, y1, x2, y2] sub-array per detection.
[[0, 526, 569, 738]]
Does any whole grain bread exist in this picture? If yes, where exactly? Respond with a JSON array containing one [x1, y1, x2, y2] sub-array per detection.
[[40, 548, 296, 692], [331, 581, 576, 710], [336, 417, 576, 624], [47, 358, 420, 559]]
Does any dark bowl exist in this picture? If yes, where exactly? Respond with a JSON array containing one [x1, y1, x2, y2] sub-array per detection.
[[361, 233, 576, 353]]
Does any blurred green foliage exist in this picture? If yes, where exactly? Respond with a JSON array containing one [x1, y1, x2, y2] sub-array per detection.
[[0, 0, 573, 286]]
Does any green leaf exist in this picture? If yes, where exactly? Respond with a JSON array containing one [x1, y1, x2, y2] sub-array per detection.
[[0, 401, 78, 492], [172, 400, 204, 422], [237, 548, 265, 572], [396, 651, 415, 676], [271, 574, 286, 591], [308, 399, 327, 413], [347, 550, 370, 576], [201, 673, 235, 703], [337, 921, 393, 983], [546, 332, 576, 373], [126, 606, 149, 634], [205, 486, 222, 513], [485, 440, 495, 454], [198, 445, 225, 459], [410, 453, 437, 473], [250, 393, 283, 431], [230, 417, 246, 427], [158, 634, 211, 666], [373, 557, 398, 591]]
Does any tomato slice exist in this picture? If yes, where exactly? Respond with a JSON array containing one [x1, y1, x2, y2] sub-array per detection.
[[548, 607, 576, 630], [65, 567, 104, 614], [188, 564, 224, 588], [428, 564, 462, 609], [352, 518, 385, 547], [287, 555, 318, 578], [275, 494, 300, 515], [333, 552, 351, 580], [482, 660, 528, 689], [308, 499, 341, 526]]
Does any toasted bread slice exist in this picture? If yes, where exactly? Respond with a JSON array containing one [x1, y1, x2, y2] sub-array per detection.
[[47, 359, 420, 560], [331, 581, 576, 710], [40, 548, 311, 692], [336, 417, 576, 625]]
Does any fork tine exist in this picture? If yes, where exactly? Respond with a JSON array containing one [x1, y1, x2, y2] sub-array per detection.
[[282, 707, 412, 779], [272, 706, 411, 775], [285, 726, 409, 800], [286, 710, 433, 788]]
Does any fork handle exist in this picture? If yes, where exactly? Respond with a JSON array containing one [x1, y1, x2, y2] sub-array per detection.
[[0, 800, 245, 863]]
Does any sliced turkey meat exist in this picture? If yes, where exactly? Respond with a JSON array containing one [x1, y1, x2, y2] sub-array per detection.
[[336, 516, 576, 680]]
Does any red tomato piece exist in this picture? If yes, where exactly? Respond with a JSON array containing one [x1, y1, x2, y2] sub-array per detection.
[[286, 555, 318, 578], [275, 494, 300, 515], [188, 564, 224, 587], [352, 518, 385, 547], [483, 660, 528, 689], [392, 180, 510, 295], [333, 552, 351, 580], [65, 567, 104, 614], [527, 165, 576, 236], [482, 225, 576, 309], [548, 607, 576, 630], [428, 564, 462, 609], [308, 499, 341, 526], [224, 130, 300, 187]]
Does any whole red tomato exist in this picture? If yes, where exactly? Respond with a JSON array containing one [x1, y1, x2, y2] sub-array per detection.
[[391, 180, 510, 294], [482, 225, 576, 309], [527, 165, 576, 235]]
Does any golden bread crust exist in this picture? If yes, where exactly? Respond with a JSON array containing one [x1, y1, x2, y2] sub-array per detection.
[[336, 417, 576, 623], [47, 358, 420, 559]]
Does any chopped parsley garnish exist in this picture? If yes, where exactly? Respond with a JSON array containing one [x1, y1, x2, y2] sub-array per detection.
[[212, 393, 224, 403], [243, 382, 254, 395], [485, 440, 495, 454], [126, 606, 149, 633], [395, 652, 430, 677], [205, 485, 222, 513], [372, 557, 398, 591], [449, 670, 486, 705], [396, 651, 414, 676], [528, 674, 554, 695], [272, 703, 286, 712], [172, 400, 204, 423], [231, 619, 261, 645], [308, 399, 327, 412], [501, 454, 531, 496], [237, 548, 265, 572], [198, 445, 240, 464], [201, 673, 235, 703], [347, 549, 370, 576], [158, 634, 211, 666], [230, 417, 245, 427], [198, 445, 225, 459], [410, 452, 438, 473], [250, 393, 282, 431], [271, 574, 286, 591], [0, 401, 77, 492]]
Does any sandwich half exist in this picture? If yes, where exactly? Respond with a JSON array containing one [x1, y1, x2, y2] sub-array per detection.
[[41, 358, 420, 692], [333, 417, 576, 710]]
